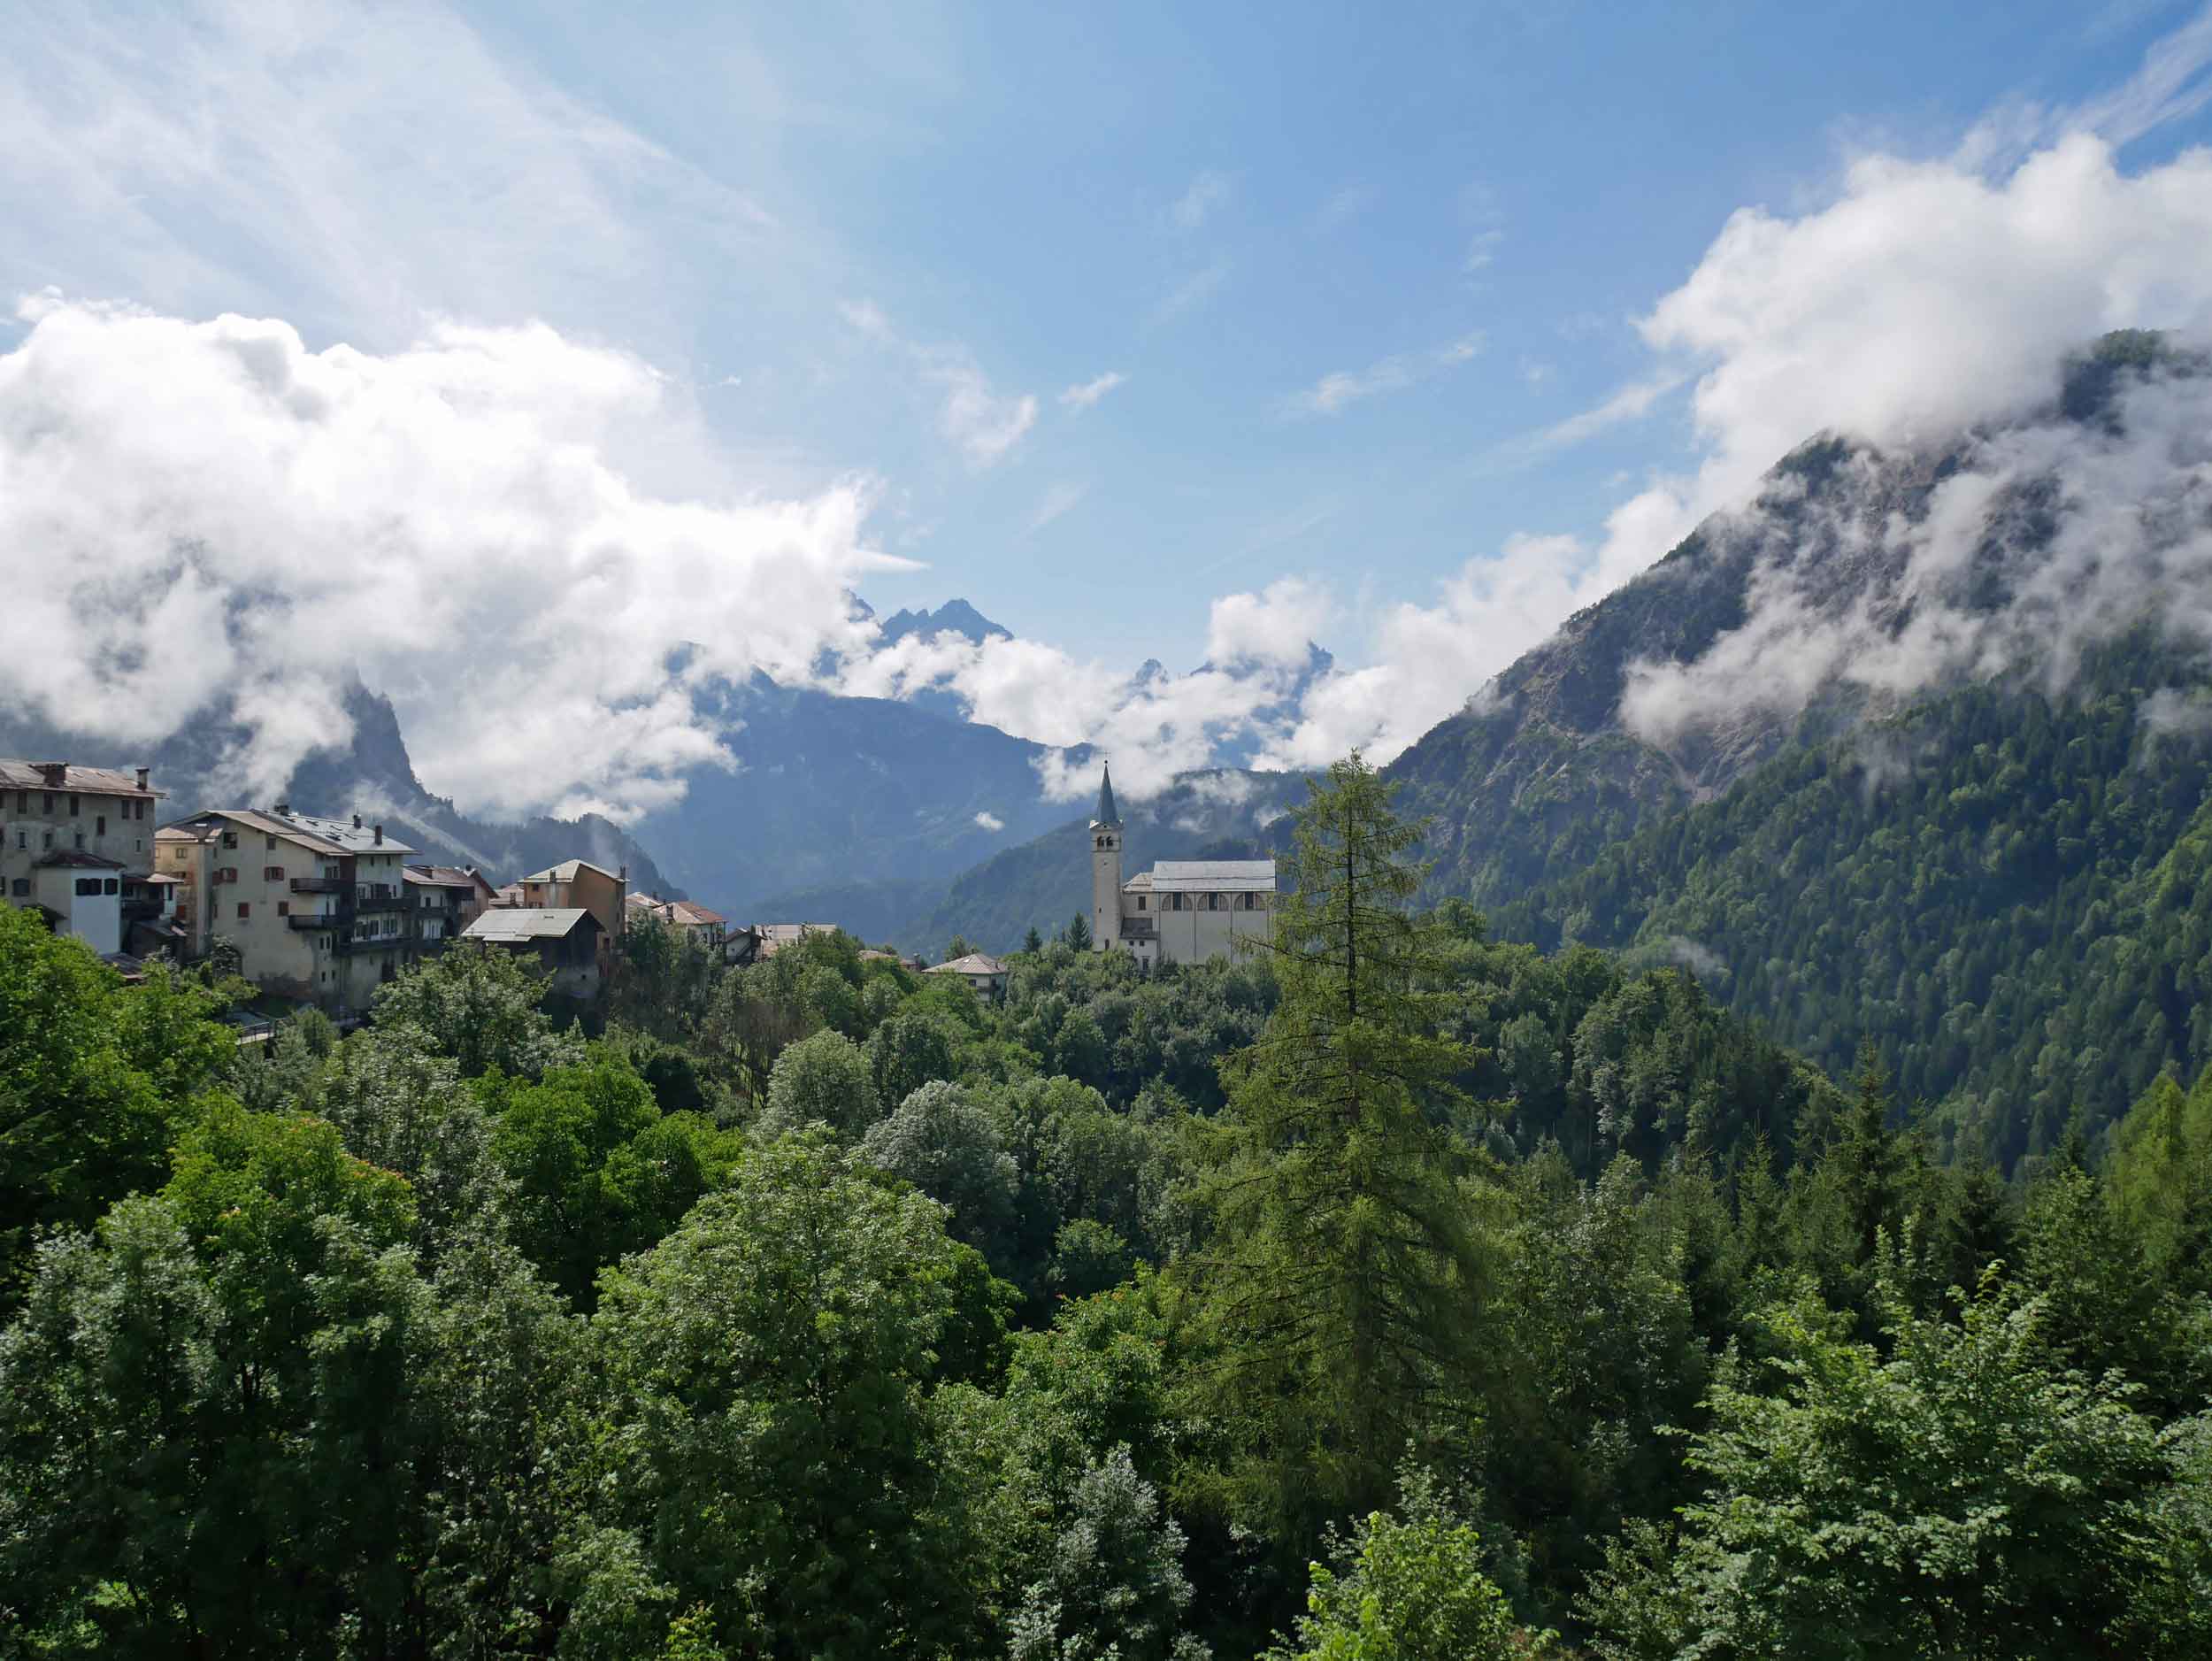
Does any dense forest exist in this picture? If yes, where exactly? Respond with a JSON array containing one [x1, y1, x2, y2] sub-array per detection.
[[1490, 633, 2212, 1168], [5, 758, 2211, 1657]]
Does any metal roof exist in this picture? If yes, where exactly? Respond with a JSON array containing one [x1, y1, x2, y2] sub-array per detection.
[[1147, 859, 1277, 893], [462, 907, 596, 942], [269, 809, 414, 855], [0, 759, 160, 799], [407, 864, 486, 888]]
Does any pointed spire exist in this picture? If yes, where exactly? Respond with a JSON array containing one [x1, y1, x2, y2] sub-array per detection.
[[1092, 761, 1121, 828]]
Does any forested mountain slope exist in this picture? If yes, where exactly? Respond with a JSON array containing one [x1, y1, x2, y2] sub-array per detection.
[[1487, 636, 2212, 1165]]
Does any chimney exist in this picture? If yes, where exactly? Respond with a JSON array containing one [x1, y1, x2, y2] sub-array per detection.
[[373, 823, 383, 845], [619, 864, 627, 880], [37, 762, 66, 788], [352, 813, 362, 830], [135, 767, 150, 791], [273, 802, 289, 816]]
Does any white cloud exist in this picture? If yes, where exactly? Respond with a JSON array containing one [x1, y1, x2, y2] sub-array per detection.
[[0, 2, 782, 358], [1204, 578, 1330, 668], [0, 298, 908, 819], [1172, 169, 1233, 230], [841, 298, 1037, 469], [973, 810, 1004, 832], [1283, 332, 1486, 418], [1479, 373, 1688, 471], [1059, 371, 1126, 411], [1152, 258, 1232, 325], [1025, 480, 1090, 534]]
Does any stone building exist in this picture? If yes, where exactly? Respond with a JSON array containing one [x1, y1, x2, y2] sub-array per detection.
[[1087, 765, 1275, 969]]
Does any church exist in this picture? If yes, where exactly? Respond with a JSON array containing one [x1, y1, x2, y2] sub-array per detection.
[[1087, 764, 1277, 968]]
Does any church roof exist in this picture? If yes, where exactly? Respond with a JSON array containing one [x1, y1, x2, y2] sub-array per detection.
[[1148, 859, 1277, 893], [1090, 764, 1121, 828]]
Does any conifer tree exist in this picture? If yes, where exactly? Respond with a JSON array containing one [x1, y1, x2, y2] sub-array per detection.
[[1180, 752, 1488, 1542]]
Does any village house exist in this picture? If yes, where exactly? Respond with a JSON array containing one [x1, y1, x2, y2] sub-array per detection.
[[0, 760, 165, 959], [405, 865, 488, 954], [155, 807, 414, 1013], [626, 892, 729, 951], [514, 859, 627, 975], [1086, 765, 1277, 969], [460, 906, 605, 998], [926, 950, 1009, 1003]]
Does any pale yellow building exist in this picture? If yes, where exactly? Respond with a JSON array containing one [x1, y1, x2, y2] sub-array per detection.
[[156, 807, 414, 1012], [1087, 765, 1276, 969]]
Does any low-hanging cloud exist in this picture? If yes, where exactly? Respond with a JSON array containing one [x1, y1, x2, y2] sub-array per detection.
[[0, 296, 908, 818]]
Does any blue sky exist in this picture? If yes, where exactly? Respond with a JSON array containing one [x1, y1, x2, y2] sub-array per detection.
[[4, 1, 2212, 815], [471, 0, 2212, 658]]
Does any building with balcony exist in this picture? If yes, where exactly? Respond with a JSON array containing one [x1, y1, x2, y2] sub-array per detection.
[[1, 760, 164, 957], [155, 806, 415, 1012], [405, 865, 492, 952]]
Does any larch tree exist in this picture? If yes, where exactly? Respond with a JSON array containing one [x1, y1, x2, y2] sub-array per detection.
[[1179, 751, 1490, 1543]]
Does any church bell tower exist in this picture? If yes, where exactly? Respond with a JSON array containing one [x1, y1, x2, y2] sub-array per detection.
[[1089, 763, 1122, 952]]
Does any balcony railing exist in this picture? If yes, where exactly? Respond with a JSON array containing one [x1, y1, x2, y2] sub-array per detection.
[[354, 892, 408, 913], [288, 912, 342, 931], [290, 875, 346, 894]]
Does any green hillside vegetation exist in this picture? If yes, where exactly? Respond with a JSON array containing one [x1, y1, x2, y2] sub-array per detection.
[[8, 758, 2212, 1657], [1486, 634, 2212, 1168]]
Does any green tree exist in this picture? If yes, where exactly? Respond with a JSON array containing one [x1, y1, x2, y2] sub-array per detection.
[[859, 1080, 1021, 1272], [373, 942, 580, 1079], [588, 1133, 990, 1657], [1181, 753, 1488, 1539], [764, 1027, 879, 1136], [1008, 1447, 1209, 1661], [1579, 1268, 2170, 1660], [1264, 1468, 1533, 1661], [487, 1049, 740, 1305], [867, 1009, 958, 1111], [1064, 912, 1094, 951], [0, 911, 232, 1296], [1025, 925, 1046, 955]]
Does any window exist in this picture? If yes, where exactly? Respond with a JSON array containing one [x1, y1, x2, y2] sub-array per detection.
[[236, 903, 250, 919], [42, 793, 53, 811], [277, 901, 289, 917], [41, 831, 52, 850], [221, 831, 237, 850], [1137, 895, 1148, 911], [13, 790, 24, 811], [265, 865, 283, 880], [8, 879, 24, 897], [103, 879, 118, 896], [72, 832, 83, 850], [67, 795, 79, 815], [75, 877, 98, 896], [265, 834, 277, 851], [12, 831, 21, 850], [95, 815, 105, 836]]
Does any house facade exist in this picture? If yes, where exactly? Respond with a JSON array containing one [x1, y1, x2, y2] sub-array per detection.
[[515, 859, 626, 974], [461, 906, 604, 998], [627, 892, 729, 951], [406, 865, 486, 953], [1087, 765, 1276, 969], [155, 807, 414, 1011], [0, 760, 164, 957]]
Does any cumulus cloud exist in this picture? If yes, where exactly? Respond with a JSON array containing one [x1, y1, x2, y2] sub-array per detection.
[[1204, 578, 1331, 668], [1059, 371, 1126, 411], [1281, 333, 1485, 418], [0, 297, 907, 817], [973, 810, 1004, 832]]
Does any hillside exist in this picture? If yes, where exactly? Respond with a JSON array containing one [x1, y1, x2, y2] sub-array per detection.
[[1373, 333, 2212, 1165]]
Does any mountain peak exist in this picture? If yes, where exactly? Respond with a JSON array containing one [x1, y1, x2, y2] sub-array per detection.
[[877, 598, 1012, 650]]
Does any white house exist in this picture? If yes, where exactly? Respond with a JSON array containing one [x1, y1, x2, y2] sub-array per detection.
[[1087, 765, 1276, 969]]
